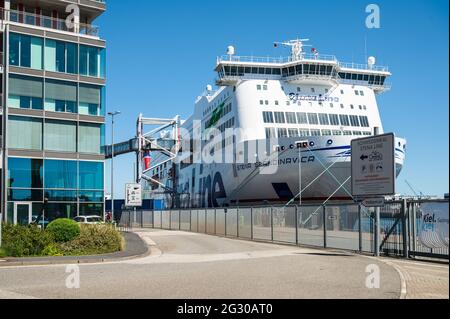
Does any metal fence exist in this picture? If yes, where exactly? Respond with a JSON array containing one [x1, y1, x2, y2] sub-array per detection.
[[117, 199, 449, 260]]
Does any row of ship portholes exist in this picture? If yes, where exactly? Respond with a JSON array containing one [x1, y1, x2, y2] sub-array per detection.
[[277, 139, 333, 151]]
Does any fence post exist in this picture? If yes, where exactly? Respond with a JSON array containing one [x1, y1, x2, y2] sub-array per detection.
[[358, 204, 362, 253], [161, 210, 163, 229], [128, 211, 132, 230], [402, 199, 409, 258], [179, 210, 181, 231], [412, 203, 417, 255], [214, 209, 217, 235], [141, 210, 143, 228], [295, 206, 299, 246], [271, 207, 274, 242], [323, 205, 327, 249], [224, 209, 227, 237], [250, 207, 253, 240], [237, 207, 240, 238], [189, 209, 192, 232]]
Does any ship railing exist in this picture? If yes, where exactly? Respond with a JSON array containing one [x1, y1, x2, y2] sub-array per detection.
[[217, 53, 338, 65], [339, 61, 389, 72], [0, 8, 99, 37]]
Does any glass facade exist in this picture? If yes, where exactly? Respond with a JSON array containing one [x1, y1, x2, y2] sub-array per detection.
[[6, 158, 104, 223], [10, 33, 105, 78]]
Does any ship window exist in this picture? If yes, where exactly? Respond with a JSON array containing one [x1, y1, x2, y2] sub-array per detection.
[[277, 128, 288, 138], [265, 128, 276, 139], [288, 66, 295, 76], [351, 73, 357, 80], [307, 113, 319, 125], [237, 67, 244, 76], [263, 85, 268, 90], [363, 105, 367, 110], [326, 66, 333, 75], [244, 67, 251, 74], [299, 129, 310, 137], [360, 90, 364, 96], [363, 74, 369, 81], [359, 116, 370, 127], [309, 64, 317, 74], [330, 103, 334, 108], [296, 112, 308, 124], [332, 130, 343, 136], [375, 75, 381, 84], [265, 68, 272, 75], [319, 65, 326, 75], [257, 85, 262, 90], [321, 129, 332, 136], [273, 68, 281, 75], [346, 73, 352, 80], [286, 101, 290, 106], [275, 100, 279, 106], [363, 132, 372, 136], [355, 90, 359, 96], [288, 128, 299, 137], [339, 114, 350, 126], [265, 100, 269, 105], [274, 112, 286, 124], [340, 104, 344, 109], [262, 111, 274, 123], [286, 112, 297, 124], [357, 74, 363, 81], [303, 64, 310, 74], [340, 90, 344, 94], [297, 87, 301, 92], [258, 67, 265, 74], [224, 65, 231, 76], [311, 129, 321, 136], [251, 67, 259, 74], [282, 68, 288, 76], [350, 104, 354, 109], [311, 88, 315, 93], [260, 100, 264, 105], [230, 66, 237, 76], [295, 64, 302, 74], [329, 114, 340, 126], [353, 131, 362, 136], [343, 131, 352, 136], [368, 75, 375, 84], [319, 114, 330, 125], [349, 115, 360, 127]]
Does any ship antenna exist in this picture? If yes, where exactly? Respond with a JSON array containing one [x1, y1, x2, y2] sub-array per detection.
[[274, 38, 311, 61]]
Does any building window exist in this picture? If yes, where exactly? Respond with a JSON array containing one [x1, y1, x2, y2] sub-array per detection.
[[79, 84, 104, 116], [80, 45, 105, 78], [329, 114, 340, 126], [262, 111, 274, 124], [7, 158, 43, 189], [285, 112, 297, 124], [45, 80, 77, 113], [79, 162, 104, 190], [8, 116, 43, 150], [296, 112, 308, 124], [44, 119, 77, 152], [45, 39, 78, 74], [318, 113, 330, 125], [8, 75, 43, 110], [9, 33, 43, 69], [277, 128, 288, 138], [307, 113, 319, 125], [274, 112, 286, 123], [44, 160, 78, 189], [79, 123, 104, 154]]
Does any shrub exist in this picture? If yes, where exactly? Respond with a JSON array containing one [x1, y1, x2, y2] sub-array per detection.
[[42, 243, 63, 257], [59, 224, 123, 256], [1, 223, 54, 257], [46, 219, 80, 243]]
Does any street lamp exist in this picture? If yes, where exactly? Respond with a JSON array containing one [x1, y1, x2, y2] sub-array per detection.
[[108, 111, 121, 223]]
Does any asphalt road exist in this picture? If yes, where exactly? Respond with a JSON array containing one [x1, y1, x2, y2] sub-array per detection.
[[0, 229, 402, 299]]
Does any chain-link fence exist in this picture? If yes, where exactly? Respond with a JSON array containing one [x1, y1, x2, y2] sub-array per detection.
[[118, 199, 449, 260]]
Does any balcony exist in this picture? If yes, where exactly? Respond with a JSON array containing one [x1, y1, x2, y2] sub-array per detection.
[[1, 8, 99, 37]]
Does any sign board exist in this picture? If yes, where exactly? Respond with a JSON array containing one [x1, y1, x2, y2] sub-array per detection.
[[125, 183, 142, 207], [351, 133, 395, 197], [362, 197, 385, 207]]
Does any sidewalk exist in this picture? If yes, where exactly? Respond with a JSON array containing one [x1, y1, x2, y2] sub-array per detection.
[[0, 232, 150, 267]]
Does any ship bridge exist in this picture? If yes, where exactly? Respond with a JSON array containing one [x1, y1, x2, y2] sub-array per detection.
[[215, 40, 391, 93]]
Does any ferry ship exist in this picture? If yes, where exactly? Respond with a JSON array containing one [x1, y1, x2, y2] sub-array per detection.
[[143, 39, 406, 208]]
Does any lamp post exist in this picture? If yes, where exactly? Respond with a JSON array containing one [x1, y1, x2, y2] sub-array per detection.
[[108, 111, 121, 223]]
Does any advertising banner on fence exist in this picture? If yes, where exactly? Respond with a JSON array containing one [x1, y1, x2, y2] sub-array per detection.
[[418, 202, 449, 249]]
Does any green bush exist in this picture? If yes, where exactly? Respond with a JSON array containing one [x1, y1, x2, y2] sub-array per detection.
[[1, 223, 54, 257], [59, 224, 123, 256], [46, 219, 80, 243], [42, 244, 63, 257]]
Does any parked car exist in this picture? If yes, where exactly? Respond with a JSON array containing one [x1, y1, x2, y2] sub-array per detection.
[[73, 216, 105, 225]]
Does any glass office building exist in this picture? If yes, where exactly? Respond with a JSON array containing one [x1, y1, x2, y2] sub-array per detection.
[[1, 0, 107, 225]]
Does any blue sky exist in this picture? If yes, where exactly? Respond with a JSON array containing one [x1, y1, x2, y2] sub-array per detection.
[[97, 0, 449, 199]]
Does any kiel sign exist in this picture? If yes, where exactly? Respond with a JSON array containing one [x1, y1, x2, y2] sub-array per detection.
[[351, 133, 395, 197]]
